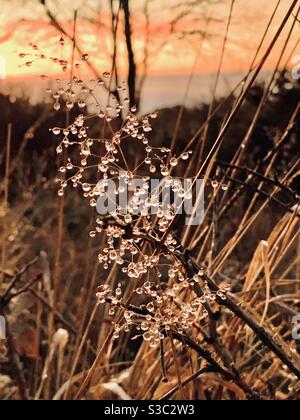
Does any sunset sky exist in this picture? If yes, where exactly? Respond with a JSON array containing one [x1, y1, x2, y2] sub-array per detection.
[[0, 0, 299, 81]]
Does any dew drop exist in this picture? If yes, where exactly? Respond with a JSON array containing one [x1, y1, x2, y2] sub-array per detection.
[[170, 158, 178, 167], [103, 71, 111, 79], [124, 213, 132, 224], [161, 166, 169, 177], [181, 152, 189, 161], [143, 332, 152, 341], [78, 100, 86, 109], [109, 250, 117, 261], [54, 102, 61, 111], [90, 199, 97, 207], [66, 101, 74, 110], [82, 183, 91, 192], [146, 302, 155, 312], [52, 127, 61, 135]]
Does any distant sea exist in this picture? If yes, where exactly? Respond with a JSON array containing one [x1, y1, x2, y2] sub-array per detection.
[[140, 71, 271, 114], [0, 71, 270, 115]]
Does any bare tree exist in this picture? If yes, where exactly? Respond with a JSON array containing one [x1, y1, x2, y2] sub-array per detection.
[[121, 0, 137, 108]]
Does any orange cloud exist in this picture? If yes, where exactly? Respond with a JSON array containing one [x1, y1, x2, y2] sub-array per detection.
[[0, 0, 299, 83]]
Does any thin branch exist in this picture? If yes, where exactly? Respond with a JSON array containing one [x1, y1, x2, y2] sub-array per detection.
[[217, 161, 299, 199], [1, 256, 40, 302]]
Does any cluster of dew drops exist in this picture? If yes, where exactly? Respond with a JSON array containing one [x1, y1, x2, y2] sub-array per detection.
[[20, 39, 229, 348], [96, 268, 230, 345]]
